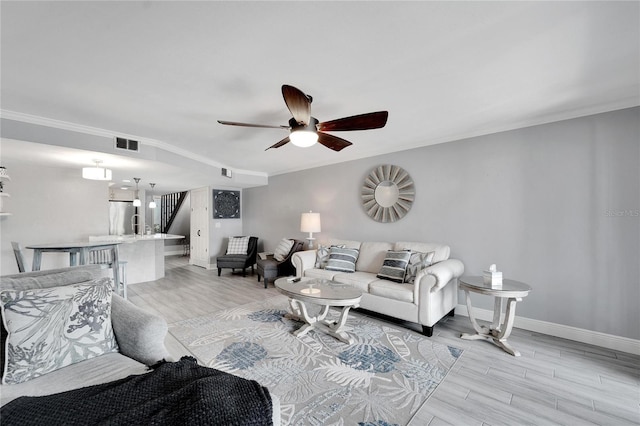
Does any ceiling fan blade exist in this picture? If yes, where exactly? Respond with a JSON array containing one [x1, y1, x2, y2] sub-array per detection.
[[317, 111, 388, 132], [282, 85, 311, 125], [218, 120, 289, 129], [317, 132, 353, 152], [266, 136, 291, 150]]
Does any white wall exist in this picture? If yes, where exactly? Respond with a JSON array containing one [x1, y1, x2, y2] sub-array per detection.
[[243, 107, 640, 340], [0, 160, 109, 274]]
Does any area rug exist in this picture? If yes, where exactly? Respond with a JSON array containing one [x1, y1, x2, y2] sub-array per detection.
[[169, 295, 463, 426]]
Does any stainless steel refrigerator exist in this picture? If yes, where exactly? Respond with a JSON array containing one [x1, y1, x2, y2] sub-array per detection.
[[109, 201, 136, 235]]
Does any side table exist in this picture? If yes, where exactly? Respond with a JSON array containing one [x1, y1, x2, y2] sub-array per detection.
[[459, 276, 531, 356]]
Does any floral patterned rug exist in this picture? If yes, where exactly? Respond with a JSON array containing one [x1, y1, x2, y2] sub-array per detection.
[[169, 295, 463, 426]]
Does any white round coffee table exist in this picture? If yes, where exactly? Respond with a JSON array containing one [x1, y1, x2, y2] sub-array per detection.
[[459, 276, 531, 356], [275, 277, 363, 344]]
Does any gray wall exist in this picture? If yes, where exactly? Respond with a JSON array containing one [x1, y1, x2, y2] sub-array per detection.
[[244, 107, 640, 340], [0, 160, 109, 274]]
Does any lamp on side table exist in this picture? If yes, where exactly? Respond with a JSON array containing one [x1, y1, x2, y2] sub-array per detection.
[[300, 211, 321, 249]]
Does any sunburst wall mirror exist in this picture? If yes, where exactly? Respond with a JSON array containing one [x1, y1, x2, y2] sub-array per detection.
[[361, 165, 415, 222]]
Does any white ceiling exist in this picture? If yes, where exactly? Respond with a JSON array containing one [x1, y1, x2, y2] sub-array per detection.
[[1, 1, 638, 191]]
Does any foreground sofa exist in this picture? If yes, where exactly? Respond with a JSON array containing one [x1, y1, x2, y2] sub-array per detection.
[[0, 264, 170, 406], [0, 264, 281, 425], [292, 240, 464, 336]]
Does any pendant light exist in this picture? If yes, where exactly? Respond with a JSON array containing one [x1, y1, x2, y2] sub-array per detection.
[[133, 177, 141, 207], [148, 183, 156, 209]]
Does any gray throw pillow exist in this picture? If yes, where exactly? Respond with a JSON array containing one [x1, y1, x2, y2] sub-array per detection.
[[404, 251, 435, 284], [377, 250, 412, 283], [325, 247, 360, 273], [315, 244, 345, 269]]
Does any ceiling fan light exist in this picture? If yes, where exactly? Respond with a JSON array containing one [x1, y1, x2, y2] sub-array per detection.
[[290, 130, 318, 148]]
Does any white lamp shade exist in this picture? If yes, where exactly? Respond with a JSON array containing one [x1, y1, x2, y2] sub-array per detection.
[[148, 200, 157, 209], [82, 166, 112, 181], [133, 198, 142, 207], [290, 131, 318, 147], [300, 212, 321, 233]]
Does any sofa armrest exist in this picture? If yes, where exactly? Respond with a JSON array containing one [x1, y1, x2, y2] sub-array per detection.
[[418, 259, 465, 292], [291, 250, 317, 277], [111, 294, 170, 366]]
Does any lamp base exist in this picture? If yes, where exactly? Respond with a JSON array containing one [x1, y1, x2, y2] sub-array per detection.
[[306, 238, 316, 249]]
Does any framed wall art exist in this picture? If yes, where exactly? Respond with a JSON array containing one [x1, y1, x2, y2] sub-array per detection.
[[213, 189, 240, 219]]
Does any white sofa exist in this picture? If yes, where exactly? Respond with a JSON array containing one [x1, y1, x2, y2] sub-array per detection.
[[292, 240, 464, 336]]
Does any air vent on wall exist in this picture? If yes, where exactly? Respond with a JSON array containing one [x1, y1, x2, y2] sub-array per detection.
[[114, 137, 140, 152]]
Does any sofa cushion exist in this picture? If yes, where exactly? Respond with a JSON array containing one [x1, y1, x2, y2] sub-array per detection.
[[0, 352, 148, 407], [304, 268, 339, 280], [394, 242, 450, 263], [325, 247, 359, 273], [355, 242, 394, 273], [404, 251, 435, 284], [226, 236, 250, 255], [369, 280, 415, 303], [332, 271, 379, 293], [1, 278, 119, 385], [273, 238, 294, 261], [377, 250, 412, 283]]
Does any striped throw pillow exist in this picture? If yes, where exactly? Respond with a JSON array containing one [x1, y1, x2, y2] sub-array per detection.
[[377, 250, 412, 283], [315, 244, 346, 268], [325, 247, 360, 273], [226, 236, 249, 255], [273, 238, 294, 261]]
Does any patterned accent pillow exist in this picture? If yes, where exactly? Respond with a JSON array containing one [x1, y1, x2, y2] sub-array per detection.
[[0, 278, 118, 385], [377, 250, 412, 283], [226, 236, 249, 255], [404, 251, 435, 284], [273, 238, 294, 262], [315, 244, 345, 269], [325, 247, 360, 273]]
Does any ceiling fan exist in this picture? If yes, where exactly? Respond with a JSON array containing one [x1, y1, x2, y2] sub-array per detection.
[[218, 85, 388, 152]]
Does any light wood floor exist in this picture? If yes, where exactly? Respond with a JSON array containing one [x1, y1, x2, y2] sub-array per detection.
[[129, 256, 640, 426]]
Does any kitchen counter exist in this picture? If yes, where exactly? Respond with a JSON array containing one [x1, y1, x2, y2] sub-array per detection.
[[89, 233, 185, 242], [89, 234, 185, 284]]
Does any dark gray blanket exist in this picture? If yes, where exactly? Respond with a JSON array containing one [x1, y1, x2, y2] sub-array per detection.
[[1, 356, 273, 426]]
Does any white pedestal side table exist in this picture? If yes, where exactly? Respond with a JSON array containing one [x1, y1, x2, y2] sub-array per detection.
[[459, 276, 531, 356], [275, 277, 362, 344]]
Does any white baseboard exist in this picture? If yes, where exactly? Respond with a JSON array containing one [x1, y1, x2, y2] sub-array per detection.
[[455, 304, 640, 356], [164, 249, 185, 256]]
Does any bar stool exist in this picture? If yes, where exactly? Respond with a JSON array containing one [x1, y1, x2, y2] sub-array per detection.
[[88, 249, 128, 299], [11, 241, 28, 273]]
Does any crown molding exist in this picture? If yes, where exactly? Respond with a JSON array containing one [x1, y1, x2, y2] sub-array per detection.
[[0, 109, 267, 178]]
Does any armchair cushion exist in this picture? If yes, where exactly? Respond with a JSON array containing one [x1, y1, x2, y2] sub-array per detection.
[[1, 278, 118, 385], [226, 236, 250, 255]]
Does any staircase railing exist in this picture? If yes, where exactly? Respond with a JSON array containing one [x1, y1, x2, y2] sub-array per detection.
[[161, 191, 188, 234]]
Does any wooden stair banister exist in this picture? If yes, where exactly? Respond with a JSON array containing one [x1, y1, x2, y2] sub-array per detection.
[[161, 191, 188, 234]]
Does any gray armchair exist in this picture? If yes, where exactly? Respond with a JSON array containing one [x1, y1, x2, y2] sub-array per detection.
[[216, 236, 258, 277], [257, 239, 305, 288]]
